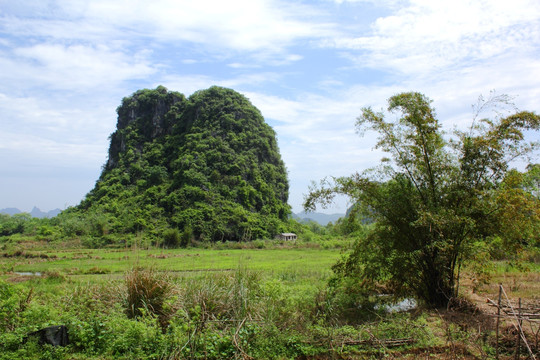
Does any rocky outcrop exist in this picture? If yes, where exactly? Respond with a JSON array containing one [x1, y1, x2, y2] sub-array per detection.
[[73, 85, 290, 242], [107, 86, 186, 168]]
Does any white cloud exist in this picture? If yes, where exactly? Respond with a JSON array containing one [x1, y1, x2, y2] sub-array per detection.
[[0, 93, 112, 164], [245, 86, 396, 211], [159, 72, 284, 97], [10, 44, 155, 90], [0, 131, 104, 165], [330, 0, 403, 5], [228, 62, 261, 69], [92, 0, 329, 52], [2, 0, 333, 57], [327, 0, 540, 75]]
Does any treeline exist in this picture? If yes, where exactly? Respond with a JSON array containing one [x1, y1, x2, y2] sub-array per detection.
[[0, 213, 55, 239], [0, 208, 357, 249]]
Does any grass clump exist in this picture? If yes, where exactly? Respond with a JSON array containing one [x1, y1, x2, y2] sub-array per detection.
[[124, 267, 173, 322]]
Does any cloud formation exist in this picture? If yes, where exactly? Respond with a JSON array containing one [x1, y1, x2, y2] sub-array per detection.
[[0, 0, 538, 213], [328, 0, 540, 74]]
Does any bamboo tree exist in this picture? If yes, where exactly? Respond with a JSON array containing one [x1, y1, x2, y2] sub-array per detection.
[[305, 92, 540, 307]]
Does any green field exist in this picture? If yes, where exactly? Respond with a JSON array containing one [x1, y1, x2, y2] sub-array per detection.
[[1, 244, 364, 360], [2, 247, 342, 277], [1, 243, 538, 359]]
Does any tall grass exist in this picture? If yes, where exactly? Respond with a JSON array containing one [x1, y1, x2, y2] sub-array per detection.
[[124, 267, 173, 322], [179, 267, 262, 325]]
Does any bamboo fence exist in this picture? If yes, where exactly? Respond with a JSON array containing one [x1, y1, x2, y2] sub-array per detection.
[[487, 284, 539, 359]]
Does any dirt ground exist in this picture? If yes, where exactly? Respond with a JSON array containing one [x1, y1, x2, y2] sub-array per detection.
[[413, 269, 540, 360], [333, 269, 540, 359]]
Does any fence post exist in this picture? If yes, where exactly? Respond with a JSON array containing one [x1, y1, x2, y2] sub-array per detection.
[[514, 298, 522, 360], [496, 284, 502, 360]]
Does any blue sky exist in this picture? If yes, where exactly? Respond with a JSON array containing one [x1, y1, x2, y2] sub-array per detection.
[[1, 0, 539, 214]]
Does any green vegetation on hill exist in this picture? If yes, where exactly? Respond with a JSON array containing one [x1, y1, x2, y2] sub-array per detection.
[[61, 86, 290, 243]]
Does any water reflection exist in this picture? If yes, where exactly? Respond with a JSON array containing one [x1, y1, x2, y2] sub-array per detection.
[[14, 272, 42, 276]]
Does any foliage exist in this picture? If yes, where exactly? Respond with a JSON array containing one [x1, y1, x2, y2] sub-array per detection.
[[58, 86, 290, 243], [305, 92, 540, 307], [0, 280, 33, 332], [0, 213, 42, 237], [491, 166, 540, 252], [162, 228, 182, 248], [521, 163, 540, 198]]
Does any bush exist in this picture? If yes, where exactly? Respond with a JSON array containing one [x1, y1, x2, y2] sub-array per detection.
[[162, 228, 180, 248], [109, 315, 167, 358], [181, 226, 193, 247], [0, 280, 32, 332]]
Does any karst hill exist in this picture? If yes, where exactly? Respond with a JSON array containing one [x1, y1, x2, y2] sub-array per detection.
[[69, 86, 290, 243]]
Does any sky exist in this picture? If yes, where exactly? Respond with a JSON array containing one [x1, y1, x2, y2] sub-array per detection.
[[1, 0, 540, 214]]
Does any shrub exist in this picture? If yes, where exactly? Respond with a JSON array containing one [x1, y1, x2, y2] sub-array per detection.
[[162, 228, 181, 248], [181, 226, 193, 247], [109, 314, 167, 358], [0, 280, 33, 332]]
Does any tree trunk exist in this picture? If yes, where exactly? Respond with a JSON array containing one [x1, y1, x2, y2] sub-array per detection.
[[421, 257, 453, 308]]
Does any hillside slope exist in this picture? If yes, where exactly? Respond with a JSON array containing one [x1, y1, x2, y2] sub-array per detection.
[[67, 86, 290, 242]]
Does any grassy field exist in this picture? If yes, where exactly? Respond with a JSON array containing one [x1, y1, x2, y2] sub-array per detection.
[[1, 247, 342, 276], [1, 241, 539, 359]]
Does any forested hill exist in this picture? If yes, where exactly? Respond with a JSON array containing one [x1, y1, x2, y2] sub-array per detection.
[[66, 86, 290, 242]]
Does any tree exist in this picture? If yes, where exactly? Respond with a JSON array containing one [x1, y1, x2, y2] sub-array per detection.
[[304, 92, 539, 308], [0, 213, 32, 236], [521, 163, 539, 199], [490, 166, 540, 253]]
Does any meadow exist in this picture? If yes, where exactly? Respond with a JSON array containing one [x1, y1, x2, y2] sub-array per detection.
[[1, 239, 539, 359], [1, 244, 342, 278]]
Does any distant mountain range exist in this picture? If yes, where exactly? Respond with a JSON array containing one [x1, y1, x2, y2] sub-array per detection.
[[0, 207, 62, 218], [292, 211, 345, 226]]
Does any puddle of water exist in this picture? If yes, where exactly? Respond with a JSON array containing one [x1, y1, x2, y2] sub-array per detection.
[[385, 298, 417, 312], [14, 272, 42, 276], [375, 296, 417, 313]]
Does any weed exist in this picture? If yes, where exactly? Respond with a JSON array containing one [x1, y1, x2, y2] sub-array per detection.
[[179, 267, 261, 325], [0, 280, 33, 331]]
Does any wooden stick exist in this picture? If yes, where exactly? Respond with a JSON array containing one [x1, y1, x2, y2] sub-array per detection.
[[500, 286, 536, 360], [496, 284, 502, 360]]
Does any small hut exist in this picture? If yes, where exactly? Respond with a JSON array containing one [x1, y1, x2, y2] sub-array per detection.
[[276, 233, 297, 241]]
